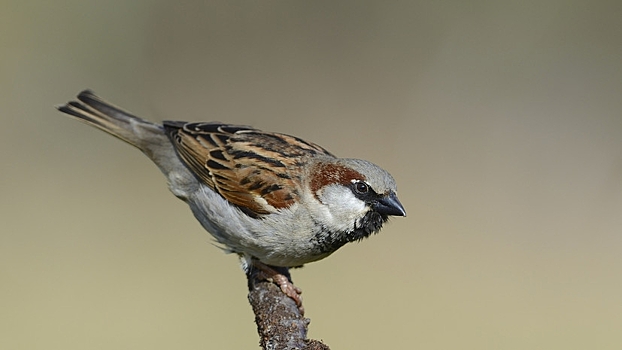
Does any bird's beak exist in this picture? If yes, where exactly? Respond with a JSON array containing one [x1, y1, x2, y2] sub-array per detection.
[[374, 191, 406, 217]]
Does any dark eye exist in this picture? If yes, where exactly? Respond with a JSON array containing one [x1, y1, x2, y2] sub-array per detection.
[[353, 181, 369, 194]]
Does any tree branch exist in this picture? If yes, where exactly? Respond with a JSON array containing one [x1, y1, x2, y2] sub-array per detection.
[[247, 267, 330, 350]]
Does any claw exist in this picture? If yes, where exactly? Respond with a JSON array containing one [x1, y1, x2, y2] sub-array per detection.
[[252, 261, 305, 315]]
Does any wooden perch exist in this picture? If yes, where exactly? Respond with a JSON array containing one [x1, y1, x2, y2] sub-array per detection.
[[247, 267, 330, 350]]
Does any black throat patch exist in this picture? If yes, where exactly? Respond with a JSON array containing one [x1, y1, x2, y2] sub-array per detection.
[[310, 210, 389, 255]]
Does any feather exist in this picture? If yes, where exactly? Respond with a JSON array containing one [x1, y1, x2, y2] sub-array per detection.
[[163, 122, 335, 215]]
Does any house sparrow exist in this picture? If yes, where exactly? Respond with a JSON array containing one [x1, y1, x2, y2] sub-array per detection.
[[57, 90, 406, 310]]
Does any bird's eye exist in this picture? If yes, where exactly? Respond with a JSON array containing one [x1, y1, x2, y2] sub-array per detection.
[[353, 181, 369, 194]]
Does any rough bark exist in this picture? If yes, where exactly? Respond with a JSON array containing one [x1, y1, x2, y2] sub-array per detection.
[[247, 267, 330, 350]]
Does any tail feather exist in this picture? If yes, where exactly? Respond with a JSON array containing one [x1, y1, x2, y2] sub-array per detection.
[[57, 90, 186, 179], [57, 90, 161, 149]]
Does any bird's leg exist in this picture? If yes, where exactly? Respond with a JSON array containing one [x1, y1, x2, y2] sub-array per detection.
[[250, 260, 304, 314]]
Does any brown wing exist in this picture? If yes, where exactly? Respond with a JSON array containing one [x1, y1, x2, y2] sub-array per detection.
[[163, 122, 335, 215]]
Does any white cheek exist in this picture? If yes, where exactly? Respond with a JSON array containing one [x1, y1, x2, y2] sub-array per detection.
[[321, 188, 365, 212], [313, 185, 368, 232]]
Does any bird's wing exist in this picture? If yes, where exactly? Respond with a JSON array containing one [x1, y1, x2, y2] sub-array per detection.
[[163, 122, 334, 216]]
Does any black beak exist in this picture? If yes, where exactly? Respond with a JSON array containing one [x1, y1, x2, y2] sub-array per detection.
[[373, 191, 406, 217]]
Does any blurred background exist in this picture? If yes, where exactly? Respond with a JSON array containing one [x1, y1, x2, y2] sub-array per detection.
[[2, 1, 621, 349]]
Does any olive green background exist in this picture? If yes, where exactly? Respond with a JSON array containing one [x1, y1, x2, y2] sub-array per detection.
[[2, 1, 621, 349]]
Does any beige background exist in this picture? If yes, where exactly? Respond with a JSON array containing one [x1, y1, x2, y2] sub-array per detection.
[[2, 1, 621, 349]]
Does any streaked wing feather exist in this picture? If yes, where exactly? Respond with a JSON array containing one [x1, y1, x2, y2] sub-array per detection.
[[163, 122, 334, 215]]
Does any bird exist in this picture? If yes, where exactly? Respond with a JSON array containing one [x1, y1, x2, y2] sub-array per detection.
[[57, 90, 406, 311]]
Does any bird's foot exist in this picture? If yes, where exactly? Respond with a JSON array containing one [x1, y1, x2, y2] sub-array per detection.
[[252, 261, 304, 315]]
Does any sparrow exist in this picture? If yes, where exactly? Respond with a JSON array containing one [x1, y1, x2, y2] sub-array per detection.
[[57, 90, 406, 310]]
